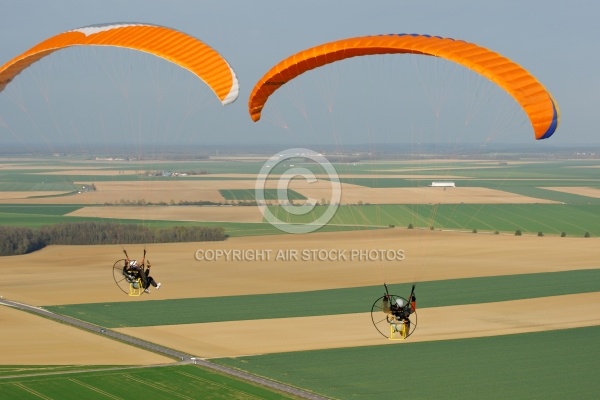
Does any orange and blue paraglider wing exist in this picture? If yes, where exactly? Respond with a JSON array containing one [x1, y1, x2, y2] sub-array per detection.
[[248, 34, 558, 139]]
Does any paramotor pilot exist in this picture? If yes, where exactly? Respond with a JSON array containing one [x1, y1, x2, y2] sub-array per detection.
[[123, 252, 161, 293]]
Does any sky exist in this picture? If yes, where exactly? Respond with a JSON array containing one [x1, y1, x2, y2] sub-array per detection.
[[0, 0, 598, 152]]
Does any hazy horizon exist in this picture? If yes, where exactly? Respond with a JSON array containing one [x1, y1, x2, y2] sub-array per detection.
[[2, 141, 599, 158]]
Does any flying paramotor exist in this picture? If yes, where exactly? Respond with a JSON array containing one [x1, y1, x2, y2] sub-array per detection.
[[371, 284, 417, 340]]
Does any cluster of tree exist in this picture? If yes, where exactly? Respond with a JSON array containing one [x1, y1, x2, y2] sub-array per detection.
[[0, 222, 227, 256], [145, 170, 209, 176], [102, 199, 221, 206], [0, 227, 46, 255], [101, 199, 258, 206]]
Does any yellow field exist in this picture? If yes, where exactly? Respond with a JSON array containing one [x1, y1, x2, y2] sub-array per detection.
[[542, 186, 600, 198], [0, 305, 172, 365], [66, 205, 265, 222]]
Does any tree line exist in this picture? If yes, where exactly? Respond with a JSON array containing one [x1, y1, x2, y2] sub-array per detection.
[[0, 221, 227, 256]]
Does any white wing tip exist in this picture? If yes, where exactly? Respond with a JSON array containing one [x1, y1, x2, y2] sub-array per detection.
[[221, 67, 239, 105], [71, 23, 149, 37]]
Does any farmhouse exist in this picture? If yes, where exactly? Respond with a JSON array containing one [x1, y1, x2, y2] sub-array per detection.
[[430, 181, 456, 187]]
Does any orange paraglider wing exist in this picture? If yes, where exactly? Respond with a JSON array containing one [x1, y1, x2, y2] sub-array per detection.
[[249, 34, 558, 139], [0, 23, 239, 105]]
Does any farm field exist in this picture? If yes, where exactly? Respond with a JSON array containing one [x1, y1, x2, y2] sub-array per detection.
[[0, 364, 297, 400], [1, 157, 600, 398]]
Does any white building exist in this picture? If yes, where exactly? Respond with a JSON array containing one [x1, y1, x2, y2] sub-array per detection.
[[430, 182, 455, 187]]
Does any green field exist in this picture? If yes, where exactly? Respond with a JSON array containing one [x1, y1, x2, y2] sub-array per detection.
[[219, 188, 306, 201], [267, 203, 600, 236], [0, 364, 297, 400], [215, 326, 600, 400], [45, 269, 600, 328]]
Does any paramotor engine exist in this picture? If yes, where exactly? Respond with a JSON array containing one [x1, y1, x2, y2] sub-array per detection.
[[371, 284, 417, 340], [112, 258, 145, 296], [113, 249, 150, 296]]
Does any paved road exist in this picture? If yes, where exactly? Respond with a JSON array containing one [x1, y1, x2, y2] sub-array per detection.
[[1, 298, 330, 400]]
